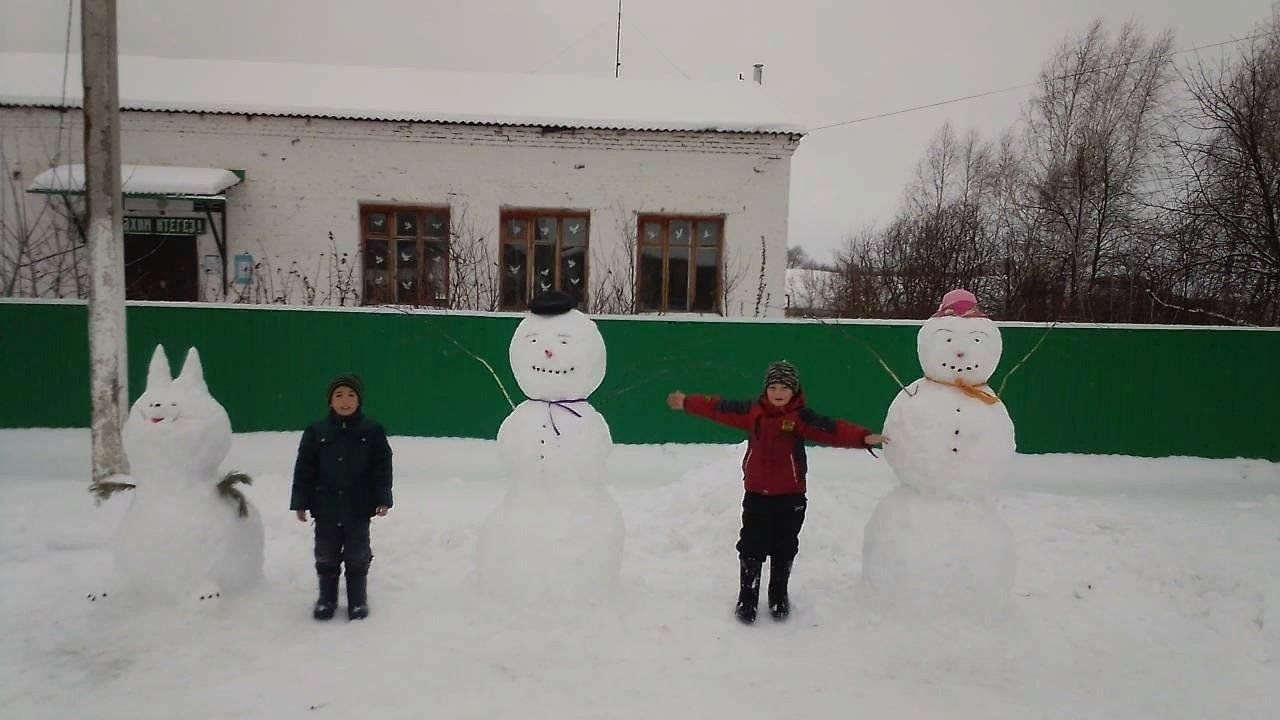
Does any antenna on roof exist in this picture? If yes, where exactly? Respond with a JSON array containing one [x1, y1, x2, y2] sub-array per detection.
[[614, 0, 623, 79]]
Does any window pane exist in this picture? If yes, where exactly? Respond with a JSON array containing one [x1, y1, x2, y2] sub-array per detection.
[[561, 244, 587, 306], [396, 268, 416, 304], [425, 213, 448, 239], [425, 240, 447, 303], [533, 243, 556, 294], [395, 212, 418, 237], [506, 217, 529, 242], [536, 217, 558, 245], [668, 246, 690, 311], [365, 269, 391, 304], [396, 239, 418, 269], [365, 239, 389, 273], [641, 221, 662, 245], [669, 220, 692, 247], [501, 243, 528, 308], [697, 220, 721, 247], [366, 212, 388, 235], [562, 217, 587, 247], [638, 245, 664, 311], [693, 247, 719, 312]]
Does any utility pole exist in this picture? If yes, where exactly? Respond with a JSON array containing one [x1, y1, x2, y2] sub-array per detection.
[[82, 0, 130, 484], [614, 0, 623, 79]]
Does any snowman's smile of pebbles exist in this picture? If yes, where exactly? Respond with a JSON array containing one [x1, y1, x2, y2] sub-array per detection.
[[941, 361, 982, 373], [531, 364, 576, 376]]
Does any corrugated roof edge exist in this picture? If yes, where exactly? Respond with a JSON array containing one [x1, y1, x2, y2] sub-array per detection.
[[0, 97, 808, 136]]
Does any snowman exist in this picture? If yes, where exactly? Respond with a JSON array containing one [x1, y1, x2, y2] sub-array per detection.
[[859, 290, 1017, 617], [113, 345, 264, 602], [476, 291, 624, 604]]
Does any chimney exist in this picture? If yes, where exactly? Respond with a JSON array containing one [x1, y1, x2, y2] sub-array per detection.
[[752, 63, 763, 85]]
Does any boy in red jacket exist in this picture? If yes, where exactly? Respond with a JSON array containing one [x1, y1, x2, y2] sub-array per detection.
[[668, 361, 886, 624]]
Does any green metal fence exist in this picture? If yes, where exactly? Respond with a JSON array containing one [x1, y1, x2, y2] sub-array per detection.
[[2, 300, 1277, 459]]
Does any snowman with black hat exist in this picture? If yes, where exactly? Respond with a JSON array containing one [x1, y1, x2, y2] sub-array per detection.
[[476, 291, 624, 605]]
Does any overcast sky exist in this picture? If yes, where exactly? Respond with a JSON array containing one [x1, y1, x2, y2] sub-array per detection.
[[1, 0, 1273, 261]]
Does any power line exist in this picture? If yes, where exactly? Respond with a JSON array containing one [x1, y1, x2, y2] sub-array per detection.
[[628, 21, 692, 80], [529, 17, 616, 75], [808, 31, 1274, 133]]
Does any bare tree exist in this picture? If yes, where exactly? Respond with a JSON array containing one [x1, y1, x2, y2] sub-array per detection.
[[588, 206, 638, 314], [1022, 20, 1176, 321], [446, 204, 500, 311], [1163, 9, 1280, 324]]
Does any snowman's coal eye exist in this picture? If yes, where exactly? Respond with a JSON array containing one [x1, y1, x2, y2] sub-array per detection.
[[945, 338, 952, 343], [973, 338, 982, 343]]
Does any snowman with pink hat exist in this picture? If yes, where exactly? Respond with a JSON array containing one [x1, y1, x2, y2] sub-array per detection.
[[859, 289, 1017, 618]]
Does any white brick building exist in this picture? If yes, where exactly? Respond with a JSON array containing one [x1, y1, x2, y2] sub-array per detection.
[[1, 53, 803, 315]]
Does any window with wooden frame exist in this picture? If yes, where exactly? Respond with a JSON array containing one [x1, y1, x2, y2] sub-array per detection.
[[360, 206, 450, 306], [499, 209, 589, 310], [637, 215, 724, 313]]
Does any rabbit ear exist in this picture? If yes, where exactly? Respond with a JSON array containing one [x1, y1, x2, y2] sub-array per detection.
[[146, 345, 172, 390], [175, 347, 209, 394]]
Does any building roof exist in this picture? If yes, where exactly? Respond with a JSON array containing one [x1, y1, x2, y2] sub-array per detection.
[[0, 53, 805, 135]]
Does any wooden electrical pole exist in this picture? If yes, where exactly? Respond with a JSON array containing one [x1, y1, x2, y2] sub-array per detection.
[[82, 0, 130, 484]]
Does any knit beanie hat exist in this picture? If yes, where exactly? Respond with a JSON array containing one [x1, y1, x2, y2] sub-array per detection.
[[763, 361, 800, 393], [327, 374, 364, 403]]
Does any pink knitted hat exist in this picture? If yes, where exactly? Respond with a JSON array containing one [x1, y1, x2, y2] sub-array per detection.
[[932, 289, 986, 318]]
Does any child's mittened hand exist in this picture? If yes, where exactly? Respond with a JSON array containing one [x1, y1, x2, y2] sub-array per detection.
[[866, 434, 889, 446], [667, 391, 687, 410], [375, 506, 390, 517], [295, 510, 308, 522]]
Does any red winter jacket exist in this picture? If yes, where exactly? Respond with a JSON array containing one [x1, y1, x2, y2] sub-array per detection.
[[683, 392, 871, 496]]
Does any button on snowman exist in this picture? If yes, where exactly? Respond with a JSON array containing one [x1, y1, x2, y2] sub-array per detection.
[[476, 292, 624, 604], [860, 290, 1017, 617]]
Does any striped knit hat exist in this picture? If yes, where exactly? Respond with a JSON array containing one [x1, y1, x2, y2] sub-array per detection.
[[763, 361, 800, 393]]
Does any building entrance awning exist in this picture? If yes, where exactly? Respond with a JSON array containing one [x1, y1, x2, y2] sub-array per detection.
[[27, 164, 244, 199]]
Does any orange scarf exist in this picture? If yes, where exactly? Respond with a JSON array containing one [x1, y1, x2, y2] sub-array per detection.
[[927, 378, 1001, 405]]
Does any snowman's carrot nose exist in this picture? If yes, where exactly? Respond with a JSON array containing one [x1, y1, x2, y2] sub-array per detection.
[[956, 351, 966, 358], [544, 348, 554, 359]]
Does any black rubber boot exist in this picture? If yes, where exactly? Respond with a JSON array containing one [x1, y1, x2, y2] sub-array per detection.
[[347, 574, 369, 621], [735, 557, 763, 624], [768, 556, 794, 620], [313, 573, 339, 621]]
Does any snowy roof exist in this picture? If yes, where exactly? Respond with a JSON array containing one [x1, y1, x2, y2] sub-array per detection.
[[0, 53, 805, 135], [28, 164, 243, 197]]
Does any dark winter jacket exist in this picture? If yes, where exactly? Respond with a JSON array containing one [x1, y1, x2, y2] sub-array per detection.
[[683, 392, 870, 496], [290, 410, 393, 522]]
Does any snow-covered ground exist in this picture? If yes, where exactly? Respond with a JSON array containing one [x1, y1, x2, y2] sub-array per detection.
[[2, 429, 1277, 719]]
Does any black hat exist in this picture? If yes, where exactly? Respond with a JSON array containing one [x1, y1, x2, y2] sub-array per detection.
[[327, 374, 364, 401], [528, 290, 578, 316], [763, 361, 800, 393]]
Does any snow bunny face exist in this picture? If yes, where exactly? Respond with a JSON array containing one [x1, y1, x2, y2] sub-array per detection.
[[509, 310, 607, 401], [123, 345, 232, 478], [918, 315, 1003, 386]]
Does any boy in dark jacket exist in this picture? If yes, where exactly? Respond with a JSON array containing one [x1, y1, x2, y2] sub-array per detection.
[[668, 361, 886, 624], [291, 374, 393, 621]]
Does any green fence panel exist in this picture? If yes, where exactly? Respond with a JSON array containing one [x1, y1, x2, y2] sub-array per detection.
[[1, 301, 1276, 460]]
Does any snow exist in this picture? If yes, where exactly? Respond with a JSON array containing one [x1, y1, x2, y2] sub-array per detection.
[[0, 52, 804, 135], [27, 163, 243, 197], [2, 429, 1276, 719]]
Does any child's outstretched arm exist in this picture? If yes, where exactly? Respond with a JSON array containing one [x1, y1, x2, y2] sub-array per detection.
[[668, 390, 756, 432], [795, 408, 885, 448]]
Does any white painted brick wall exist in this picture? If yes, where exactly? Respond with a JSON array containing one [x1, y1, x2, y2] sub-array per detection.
[[1, 107, 800, 315]]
